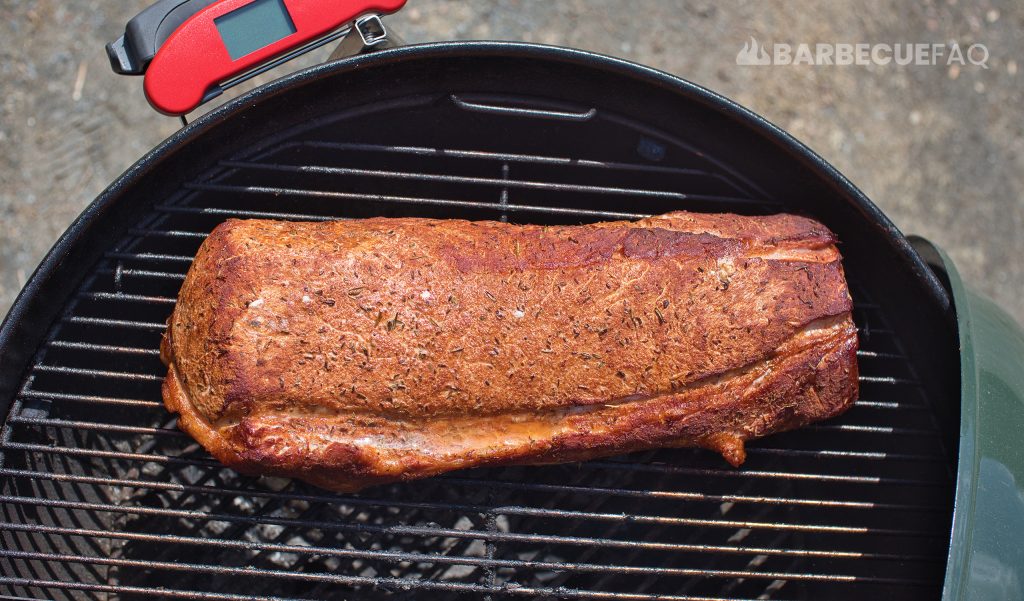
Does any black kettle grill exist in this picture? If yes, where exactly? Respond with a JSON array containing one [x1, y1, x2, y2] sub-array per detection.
[[3, 3, 1023, 600]]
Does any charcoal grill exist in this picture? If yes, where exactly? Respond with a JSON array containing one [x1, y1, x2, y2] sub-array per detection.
[[1, 41, 1022, 601]]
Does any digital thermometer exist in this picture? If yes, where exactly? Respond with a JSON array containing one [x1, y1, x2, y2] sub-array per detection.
[[107, 0, 406, 116]]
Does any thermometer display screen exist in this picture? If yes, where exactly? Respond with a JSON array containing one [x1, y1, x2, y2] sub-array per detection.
[[214, 0, 297, 60]]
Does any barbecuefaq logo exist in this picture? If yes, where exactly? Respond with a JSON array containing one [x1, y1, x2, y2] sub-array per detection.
[[736, 36, 989, 68]]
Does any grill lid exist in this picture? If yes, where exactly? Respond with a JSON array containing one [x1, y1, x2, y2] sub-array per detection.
[[0, 43, 959, 600]]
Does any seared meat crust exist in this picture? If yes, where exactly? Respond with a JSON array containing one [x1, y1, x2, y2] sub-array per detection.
[[161, 211, 858, 492]]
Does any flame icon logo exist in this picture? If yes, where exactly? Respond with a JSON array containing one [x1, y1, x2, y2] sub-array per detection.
[[736, 36, 771, 65]]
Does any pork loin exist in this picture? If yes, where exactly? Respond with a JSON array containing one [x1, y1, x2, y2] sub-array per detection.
[[161, 211, 858, 492]]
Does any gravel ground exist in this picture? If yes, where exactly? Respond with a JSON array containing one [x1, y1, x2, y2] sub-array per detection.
[[1, 0, 1021, 324]]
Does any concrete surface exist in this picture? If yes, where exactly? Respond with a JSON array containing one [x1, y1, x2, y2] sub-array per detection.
[[1, 0, 1022, 325]]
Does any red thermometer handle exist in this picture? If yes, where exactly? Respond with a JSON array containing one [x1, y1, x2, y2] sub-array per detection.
[[144, 0, 406, 115]]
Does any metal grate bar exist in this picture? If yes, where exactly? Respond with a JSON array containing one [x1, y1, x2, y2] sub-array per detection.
[[858, 375, 920, 386], [155, 204, 340, 222], [15, 389, 161, 408], [0, 548, 937, 589], [437, 477, 944, 513], [296, 140, 757, 188], [0, 578, 308, 601], [105, 252, 195, 264], [855, 350, 906, 359], [0, 483, 937, 563], [0, 575, 805, 601], [127, 227, 210, 239], [61, 315, 167, 331], [219, 159, 761, 205], [0, 522, 942, 583], [6, 416, 185, 438], [46, 340, 161, 356], [853, 399, 927, 410], [182, 183, 655, 220], [0, 464, 944, 518], [3, 439, 947, 488], [30, 365, 163, 382], [77, 291, 178, 304], [0, 494, 945, 540], [0, 462, 942, 552], [807, 424, 937, 436], [97, 267, 187, 282], [582, 460, 943, 487], [0, 442, 220, 467], [749, 447, 941, 463]]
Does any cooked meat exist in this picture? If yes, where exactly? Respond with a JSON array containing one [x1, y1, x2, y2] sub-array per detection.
[[161, 211, 858, 492]]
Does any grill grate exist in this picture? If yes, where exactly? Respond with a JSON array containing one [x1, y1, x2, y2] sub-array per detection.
[[1, 94, 953, 600]]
